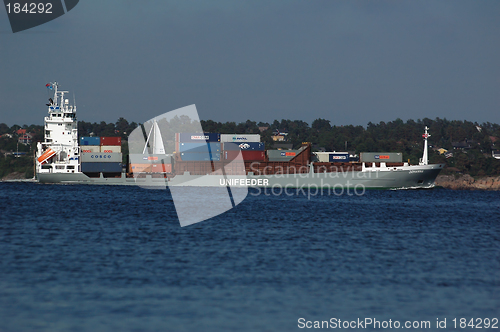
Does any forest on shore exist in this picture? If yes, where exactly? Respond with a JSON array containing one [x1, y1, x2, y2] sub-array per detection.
[[1, 117, 500, 179]]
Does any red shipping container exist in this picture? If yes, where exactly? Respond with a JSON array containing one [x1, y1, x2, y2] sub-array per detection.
[[100, 137, 122, 146], [223, 150, 240, 160], [242, 150, 265, 161], [223, 150, 265, 161]]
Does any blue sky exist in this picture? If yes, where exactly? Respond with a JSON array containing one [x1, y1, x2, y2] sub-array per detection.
[[0, 0, 499, 126]]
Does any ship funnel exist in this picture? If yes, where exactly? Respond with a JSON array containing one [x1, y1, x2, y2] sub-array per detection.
[[419, 126, 431, 165]]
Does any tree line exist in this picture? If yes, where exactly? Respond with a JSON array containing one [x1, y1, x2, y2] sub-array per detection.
[[1, 117, 500, 178]]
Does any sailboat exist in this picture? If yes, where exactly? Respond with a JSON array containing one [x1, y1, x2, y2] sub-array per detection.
[[128, 119, 171, 175], [143, 119, 165, 155]]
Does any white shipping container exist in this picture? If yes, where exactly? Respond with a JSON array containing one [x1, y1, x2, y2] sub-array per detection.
[[313, 152, 349, 162], [313, 152, 330, 162], [220, 134, 260, 143], [267, 150, 300, 161], [360, 152, 402, 163], [80, 146, 100, 153], [100, 145, 122, 153], [81, 152, 122, 163]]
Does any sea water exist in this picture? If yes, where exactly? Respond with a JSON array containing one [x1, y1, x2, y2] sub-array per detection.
[[0, 183, 498, 331]]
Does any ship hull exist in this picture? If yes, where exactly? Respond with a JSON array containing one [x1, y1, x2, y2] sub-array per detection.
[[37, 164, 443, 189]]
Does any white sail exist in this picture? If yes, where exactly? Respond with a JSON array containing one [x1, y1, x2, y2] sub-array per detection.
[[143, 119, 165, 154], [153, 120, 165, 154]]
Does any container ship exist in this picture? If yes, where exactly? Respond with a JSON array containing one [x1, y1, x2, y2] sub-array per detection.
[[36, 83, 444, 188]]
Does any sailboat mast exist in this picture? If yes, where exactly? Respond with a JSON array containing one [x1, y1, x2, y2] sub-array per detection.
[[143, 123, 155, 154]]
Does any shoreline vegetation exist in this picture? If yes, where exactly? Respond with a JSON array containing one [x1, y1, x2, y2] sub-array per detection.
[[1, 117, 499, 189]]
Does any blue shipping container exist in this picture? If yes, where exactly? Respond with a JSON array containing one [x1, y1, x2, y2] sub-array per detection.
[[178, 133, 220, 143], [80, 137, 101, 146], [329, 153, 350, 162], [81, 162, 122, 173], [180, 152, 221, 161], [178, 142, 221, 153], [223, 142, 265, 151]]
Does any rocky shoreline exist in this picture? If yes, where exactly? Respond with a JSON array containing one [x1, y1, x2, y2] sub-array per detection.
[[1, 172, 28, 181], [435, 174, 500, 190]]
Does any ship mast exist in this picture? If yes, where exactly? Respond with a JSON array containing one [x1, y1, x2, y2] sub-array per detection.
[[53, 82, 58, 106], [419, 126, 430, 165]]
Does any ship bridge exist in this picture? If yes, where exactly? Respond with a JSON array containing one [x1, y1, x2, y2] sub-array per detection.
[[37, 82, 80, 171]]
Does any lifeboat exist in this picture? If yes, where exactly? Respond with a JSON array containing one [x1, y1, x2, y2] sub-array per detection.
[[37, 148, 57, 164]]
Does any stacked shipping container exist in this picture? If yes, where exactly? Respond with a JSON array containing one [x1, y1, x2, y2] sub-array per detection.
[[79, 136, 123, 173], [179, 142, 221, 153], [129, 163, 172, 173], [176, 133, 221, 161], [175, 133, 265, 162], [222, 141, 265, 161], [81, 153, 122, 162], [360, 152, 402, 163], [81, 162, 122, 173], [79, 137, 100, 146], [176, 133, 220, 143], [178, 142, 221, 161], [100, 136, 121, 153], [128, 154, 173, 174], [220, 134, 261, 143], [313, 152, 350, 162], [267, 150, 300, 161], [180, 152, 221, 161], [80, 146, 100, 153], [222, 142, 265, 151], [223, 150, 265, 161]]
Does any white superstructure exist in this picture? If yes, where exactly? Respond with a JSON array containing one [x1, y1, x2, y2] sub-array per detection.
[[36, 82, 80, 175]]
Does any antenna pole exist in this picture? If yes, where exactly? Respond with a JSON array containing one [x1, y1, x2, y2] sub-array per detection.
[[152, 119, 156, 154], [53, 82, 58, 106]]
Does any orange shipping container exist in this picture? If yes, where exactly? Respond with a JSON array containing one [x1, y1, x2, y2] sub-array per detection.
[[129, 163, 171, 173]]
